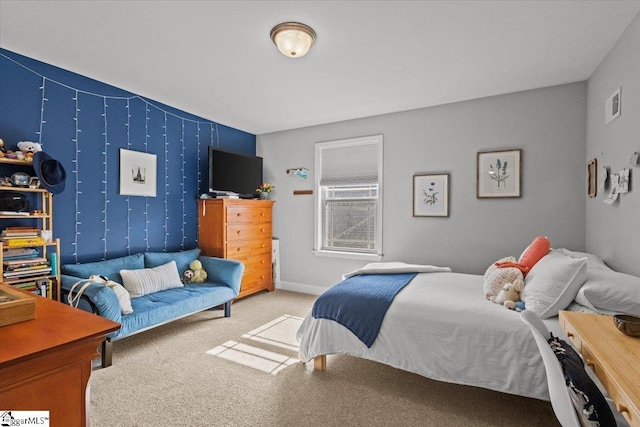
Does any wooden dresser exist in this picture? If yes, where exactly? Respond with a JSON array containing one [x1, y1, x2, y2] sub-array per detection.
[[559, 310, 640, 427], [197, 199, 274, 299], [0, 288, 120, 427]]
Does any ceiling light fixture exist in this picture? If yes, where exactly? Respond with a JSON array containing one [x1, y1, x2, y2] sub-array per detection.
[[270, 22, 316, 58]]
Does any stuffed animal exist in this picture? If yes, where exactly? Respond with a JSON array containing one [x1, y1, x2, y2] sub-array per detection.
[[181, 269, 195, 284], [17, 141, 42, 153], [490, 278, 524, 310], [17, 141, 42, 161], [188, 260, 208, 283], [495, 236, 551, 276]]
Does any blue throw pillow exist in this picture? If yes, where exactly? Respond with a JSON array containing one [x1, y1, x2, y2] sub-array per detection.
[[549, 335, 617, 427], [61, 253, 145, 283], [144, 248, 201, 276]]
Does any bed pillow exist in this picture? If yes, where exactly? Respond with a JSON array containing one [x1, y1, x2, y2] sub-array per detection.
[[120, 260, 183, 298], [521, 250, 587, 319], [496, 237, 551, 275], [483, 266, 523, 300], [574, 267, 640, 316], [554, 248, 608, 270]]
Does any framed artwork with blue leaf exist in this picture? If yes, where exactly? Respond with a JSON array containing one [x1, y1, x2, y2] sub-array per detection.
[[477, 149, 521, 198], [413, 173, 449, 217]]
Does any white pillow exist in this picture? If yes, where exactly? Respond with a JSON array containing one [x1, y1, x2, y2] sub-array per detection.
[[120, 260, 183, 298], [574, 267, 640, 316], [521, 250, 587, 319]]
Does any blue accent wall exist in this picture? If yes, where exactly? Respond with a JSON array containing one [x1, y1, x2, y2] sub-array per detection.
[[0, 48, 256, 265]]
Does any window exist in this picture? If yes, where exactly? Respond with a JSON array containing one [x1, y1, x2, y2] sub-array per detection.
[[315, 135, 383, 259]]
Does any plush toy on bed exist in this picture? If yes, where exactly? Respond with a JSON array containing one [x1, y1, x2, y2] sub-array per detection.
[[490, 278, 524, 310], [495, 236, 551, 276]]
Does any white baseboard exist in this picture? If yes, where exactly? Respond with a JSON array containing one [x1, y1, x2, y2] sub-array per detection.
[[275, 280, 326, 295]]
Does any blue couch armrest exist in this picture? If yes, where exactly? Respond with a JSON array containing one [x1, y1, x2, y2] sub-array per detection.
[[198, 256, 244, 296], [60, 274, 123, 324]]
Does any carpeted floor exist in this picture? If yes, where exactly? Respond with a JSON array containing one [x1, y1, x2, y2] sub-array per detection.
[[89, 290, 559, 426]]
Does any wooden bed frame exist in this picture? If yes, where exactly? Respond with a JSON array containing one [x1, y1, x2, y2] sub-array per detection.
[[314, 355, 327, 371]]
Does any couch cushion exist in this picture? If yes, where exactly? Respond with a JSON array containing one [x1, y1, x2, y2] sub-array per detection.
[[144, 248, 201, 276], [114, 283, 237, 338], [120, 261, 183, 298], [61, 253, 145, 283]]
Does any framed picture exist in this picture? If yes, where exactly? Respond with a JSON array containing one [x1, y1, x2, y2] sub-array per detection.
[[477, 149, 521, 198], [119, 149, 157, 197], [413, 173, 449, 217]]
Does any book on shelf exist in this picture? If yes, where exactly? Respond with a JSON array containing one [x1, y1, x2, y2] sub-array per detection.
[[0, 211, 31, 216], [2, 230, 41, 238], [2, 247, 39, 259], [3, 257, 48, 267], [3, 266, 52, 278], [2, 236, 46, 246]]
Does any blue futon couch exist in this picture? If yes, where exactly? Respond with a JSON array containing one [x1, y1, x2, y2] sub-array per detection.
[[60, 248, 244, 367]]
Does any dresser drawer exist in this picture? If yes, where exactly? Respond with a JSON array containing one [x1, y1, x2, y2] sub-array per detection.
[[226, 223, 272, 242], [226, 206, 272, 224], [234, 252, 271, 273], [226, 239, 271, 258]]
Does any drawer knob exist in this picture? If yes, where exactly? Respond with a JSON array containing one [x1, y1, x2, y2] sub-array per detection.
[[237, 248, 241, 252], [237, 213, 241, 217], [585, 359, 595, 368], [566, 332, 574, 338], [237, 230, 241, 234], [616, 403, 629, 414]]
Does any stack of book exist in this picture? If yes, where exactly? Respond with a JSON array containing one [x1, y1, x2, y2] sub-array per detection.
[[9, 279, 51, 298], [1, 227, 45, 247], [3, 257, 52, 280]]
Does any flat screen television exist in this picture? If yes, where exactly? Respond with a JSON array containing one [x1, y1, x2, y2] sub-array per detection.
[[208, 147, 263, 198]]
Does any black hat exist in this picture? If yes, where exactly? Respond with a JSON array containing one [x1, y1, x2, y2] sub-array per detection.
[[33, 151, 66, 194]]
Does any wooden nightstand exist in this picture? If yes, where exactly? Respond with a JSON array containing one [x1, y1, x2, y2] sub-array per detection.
[[559, 310, 640, 427]]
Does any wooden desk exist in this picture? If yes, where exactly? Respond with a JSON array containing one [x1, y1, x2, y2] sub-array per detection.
[[0, 288, 120, 427], [559, 310, 640, 427]]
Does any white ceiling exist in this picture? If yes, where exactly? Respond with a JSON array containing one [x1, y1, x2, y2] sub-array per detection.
[[1, 1, 639, 135]]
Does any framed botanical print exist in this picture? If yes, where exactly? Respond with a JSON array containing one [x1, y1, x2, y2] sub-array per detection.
[[413, 173, 449, 217], [477, 149, 521, 198]]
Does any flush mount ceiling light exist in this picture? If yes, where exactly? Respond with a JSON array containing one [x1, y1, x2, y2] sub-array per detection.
[[270, 22, 316, 58]]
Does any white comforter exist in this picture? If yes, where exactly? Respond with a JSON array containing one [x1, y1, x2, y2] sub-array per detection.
[[297, 271, 563, 401]]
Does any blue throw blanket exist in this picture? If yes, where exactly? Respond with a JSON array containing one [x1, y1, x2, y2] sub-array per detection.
[[312, 273, 418, 348]]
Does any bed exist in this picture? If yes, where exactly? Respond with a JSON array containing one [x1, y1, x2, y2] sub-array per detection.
[[297, 248, 640, 401]]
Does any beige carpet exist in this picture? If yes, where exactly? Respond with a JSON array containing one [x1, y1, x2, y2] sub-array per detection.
[[89, 290, 559, 426]]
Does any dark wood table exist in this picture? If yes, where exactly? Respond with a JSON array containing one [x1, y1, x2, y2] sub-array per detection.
[[0, 287, 120, 427]]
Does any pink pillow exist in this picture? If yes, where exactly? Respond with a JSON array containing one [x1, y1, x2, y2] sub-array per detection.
[[496, 236, 551, 276]]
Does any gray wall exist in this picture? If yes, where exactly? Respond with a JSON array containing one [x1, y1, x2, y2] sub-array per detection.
[[258, 82, 587, 293], [586, 12, 640, 277]]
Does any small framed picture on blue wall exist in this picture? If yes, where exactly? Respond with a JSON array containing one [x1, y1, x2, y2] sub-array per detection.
[[119, 149, 157, 197]]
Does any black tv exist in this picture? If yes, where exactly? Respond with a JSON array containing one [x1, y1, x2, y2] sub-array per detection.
[[208, 147, 263, 198]]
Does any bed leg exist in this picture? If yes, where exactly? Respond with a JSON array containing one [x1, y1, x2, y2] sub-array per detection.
[[314, 355, 327, 371]]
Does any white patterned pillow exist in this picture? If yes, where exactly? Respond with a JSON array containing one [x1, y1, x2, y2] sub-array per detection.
[[483, 257, 522, 299], [120, 261, 183, 298]]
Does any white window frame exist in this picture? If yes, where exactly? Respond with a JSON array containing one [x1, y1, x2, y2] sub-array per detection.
[[314, 135, 383, 261]]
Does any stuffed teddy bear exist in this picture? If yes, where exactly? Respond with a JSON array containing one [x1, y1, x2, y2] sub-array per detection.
[[17, 141, 43, 161], [490, 278, 524, 310], [182, 260, 208, 283], [17, 141, 42, 153]]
